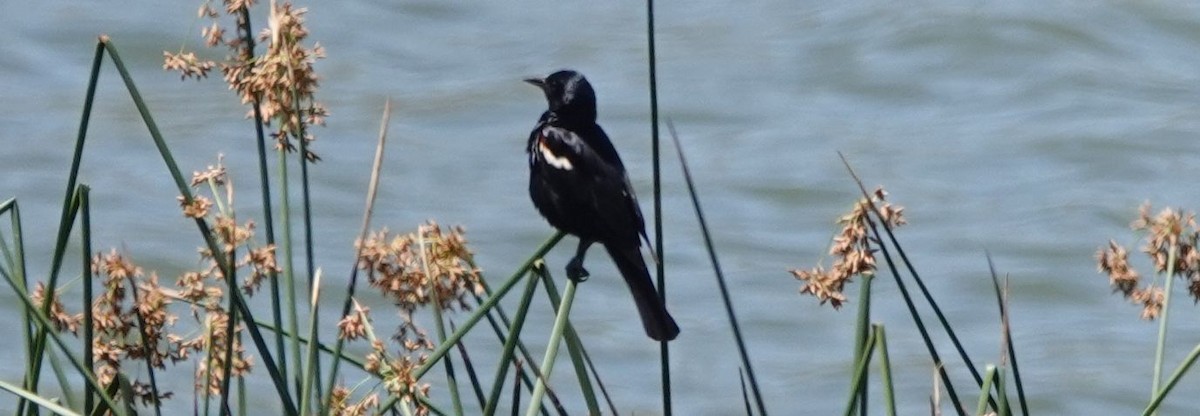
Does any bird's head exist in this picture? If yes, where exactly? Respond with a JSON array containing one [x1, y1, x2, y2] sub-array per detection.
[[525, 70, 597, 123]]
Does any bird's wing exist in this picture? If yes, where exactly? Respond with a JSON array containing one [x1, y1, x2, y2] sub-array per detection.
[[535, 125, 645, 244]]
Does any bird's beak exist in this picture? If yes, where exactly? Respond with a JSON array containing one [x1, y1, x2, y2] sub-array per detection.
[[523, 77, 546, 89]]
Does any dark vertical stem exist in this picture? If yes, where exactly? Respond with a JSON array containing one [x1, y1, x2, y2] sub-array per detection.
[[126, 274, 163, 416], [295, 99, 321, 403], [235, 5, 288, 387], [511, 360, 524, 416], [80, 189, 95, 415], [219, 250, 240, 415], [645, 0, 671, 414]]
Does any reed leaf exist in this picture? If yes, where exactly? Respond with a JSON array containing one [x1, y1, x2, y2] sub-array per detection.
[[668, 122, 767, 415]]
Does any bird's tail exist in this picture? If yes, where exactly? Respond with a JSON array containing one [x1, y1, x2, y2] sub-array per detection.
[[605, 243, 680, 341]]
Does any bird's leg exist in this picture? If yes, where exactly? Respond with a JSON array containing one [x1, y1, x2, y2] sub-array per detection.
[[566, 239, 594, 282]]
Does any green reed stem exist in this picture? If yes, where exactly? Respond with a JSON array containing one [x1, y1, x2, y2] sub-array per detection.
[[0, 200, 37, 416], [47, 348, 76, 410], [975, 366, 997, 416], [538, 270, 600, 415], [0, 379, 80, 416], [468, 257, 558, 416], [997, 366, 1009, 416], [849, 273, 873, 416], [300, 271, 323, 415], [414, 232, 564, 381], [1151, 244, 1177, 408], [525, 278, 578, 416], [669, 122, 767, 415], [484, 270, 541, 416], [842, 327, 877, 416], [875, 325, 896, 416], [293, 93, 322, 404], [20, 41, 106, 415], [278, 146, 304, 398], [378, 234, 568, 415], [512, 360, 524, 416], [78, 188, 95, 415], [645, 0, 670, 413], [27, 186, 81, 416], [1143, 340, 1200, 415]]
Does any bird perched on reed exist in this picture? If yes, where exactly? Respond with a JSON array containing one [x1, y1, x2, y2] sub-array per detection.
[[524, 69, 680, 341]]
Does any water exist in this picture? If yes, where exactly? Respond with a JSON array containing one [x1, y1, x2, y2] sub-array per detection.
[[4, 1, 1200, 414]]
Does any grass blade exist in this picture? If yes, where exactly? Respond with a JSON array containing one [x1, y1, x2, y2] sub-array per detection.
[[324, 98, 391, 413], [837, 152, 969, 415], [668, 122, 767, 415], [739, 368, 753, 416], [986, 255, 1027, 415]]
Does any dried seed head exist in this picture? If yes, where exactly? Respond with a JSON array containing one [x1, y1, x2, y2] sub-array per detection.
[[792, 187, 904, 308]]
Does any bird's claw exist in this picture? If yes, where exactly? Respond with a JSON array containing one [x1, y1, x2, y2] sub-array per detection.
[[566, 258, 589, 282]]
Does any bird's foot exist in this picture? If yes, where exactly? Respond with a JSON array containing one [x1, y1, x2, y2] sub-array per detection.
[[566, 257, 590, 282]]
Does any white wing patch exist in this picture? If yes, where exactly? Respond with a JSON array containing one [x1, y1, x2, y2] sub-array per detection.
[[538, 140, 574, 170]]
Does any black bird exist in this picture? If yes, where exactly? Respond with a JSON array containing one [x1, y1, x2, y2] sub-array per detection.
[[524, 70, 680, 341]]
